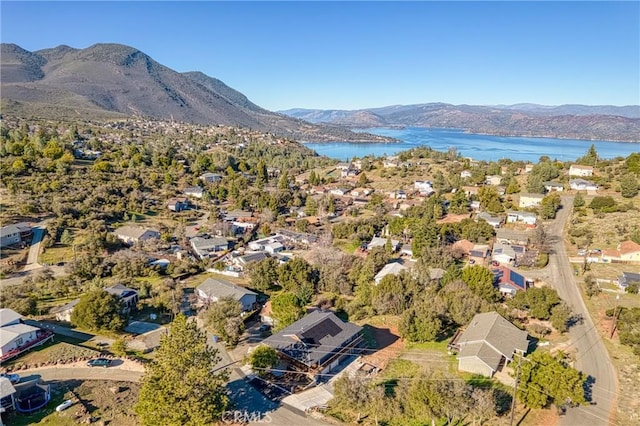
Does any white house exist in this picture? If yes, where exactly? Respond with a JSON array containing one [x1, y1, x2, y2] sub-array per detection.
[[190, 236, 229, 260], [113, 225, 160, 245], [374, 262, 408, 284], [569, 179, 598, 191], [414, 181, 434, 195], [183, 186, 204, 198], [460, 170, 472, 178], [329, 188, 350, 196], [0, 309, 53, 361], [367, 236, 401, 252], [569, 164, 594, 177], [492, 243, 517, 264], [485, 175, 503, 186], [476, 212, 503, 229], [200, 172, 223, 184], [0, 223, 31, 248], [196, 278, 258, 311], [544, 182, 564, 192], [518, 193, 545, 208], [506, 211, 537, 225]]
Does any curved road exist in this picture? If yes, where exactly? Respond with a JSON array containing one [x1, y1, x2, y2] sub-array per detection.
[[543, 196, 617, 425]]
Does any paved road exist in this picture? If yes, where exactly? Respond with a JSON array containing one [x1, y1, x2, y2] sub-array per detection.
[[17, 363, 143, 383], [24, 223, 47, 270], [545, 196, 617, 426]]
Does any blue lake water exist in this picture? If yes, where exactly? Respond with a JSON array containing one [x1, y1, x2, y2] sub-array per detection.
[[304, 127, 640, 162]]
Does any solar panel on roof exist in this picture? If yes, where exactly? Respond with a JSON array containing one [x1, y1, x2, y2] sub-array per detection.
[[300, 318, 342, 344]]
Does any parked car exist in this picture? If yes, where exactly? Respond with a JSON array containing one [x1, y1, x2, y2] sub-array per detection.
[[56, 399, 74, 412], [87, 358, 111, 368], [0, 373, 20, 384]]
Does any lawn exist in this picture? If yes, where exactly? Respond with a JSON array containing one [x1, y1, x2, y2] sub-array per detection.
[[3, 339, 100, 370], [39, 244, 73, 265]]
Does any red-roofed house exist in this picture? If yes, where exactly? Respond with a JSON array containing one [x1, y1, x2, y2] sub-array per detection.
[[492, 266, 533, 296], [602, 240, 640, 263]]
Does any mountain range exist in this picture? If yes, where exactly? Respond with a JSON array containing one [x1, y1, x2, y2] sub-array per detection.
[[1, 42, 638, 143], [281, 103, 640, 142], [0, 43, 390, 143]]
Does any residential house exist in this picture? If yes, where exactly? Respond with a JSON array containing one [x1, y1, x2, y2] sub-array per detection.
[[167, 197, 191, 212], [350, 187, 373, 197], [414, 181, 434, 195], [367, 236, 401, 252], [452, 312, 529, 377], [183, 186, 204, 198], [506, 211, 537, 226], [544, 182, 564, 192], [476, 212, 503, 229], [518, 193, 544, 209], [0, 223, 32, 248], [602, 240, 640, 263], [492, 243, 517, 264], [569, 164, 594, 177], [485, 175, 503, 186], [329, 188, 350, 197], [463, 186, 480, 197], [470, 244, 490, 261], [0, 309, 53, 362], [341, 167, 359, 178], [234, 251, 270, 271], [524, 164, 534, 174], [389, 189, 407, 199], [51, 299, 80, 322], [196, 278, 258, 311], [0, 377, 17, 412], [190, 236, 229, 260], [492, 266, 533, 296], [496, 229, 530, 246], [113, 225, 160, 245], [470, 200, 481, 211], [460, 170, 473, 179], [248, 235, 288, 253], [200, 172, 223, 184], [335, 162, 351, 171], [224, 210, 253, 222], [382, 157, 399, 168], [277, 229, 318, 245], [374, 262, 408, 284], [452, 239, 475, 257], [104, 284, 139, 313], [569, 179, 598, 191], [262, 310, 364, 379], [617, 272, 640, 290], [400, 244, 413, 258]]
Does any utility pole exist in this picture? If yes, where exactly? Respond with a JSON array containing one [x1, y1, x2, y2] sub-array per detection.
[[610, 294, 621, 339], [509, 355, 522, 426]]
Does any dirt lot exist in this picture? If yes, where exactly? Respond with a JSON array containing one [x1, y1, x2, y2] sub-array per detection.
[[5, 380, 141, 426]]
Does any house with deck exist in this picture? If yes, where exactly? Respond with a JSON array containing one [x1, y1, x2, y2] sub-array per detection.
[[0, 223, 32, 248], [262, 310, 364, 380], [190, 236, 229, 260], [602, 240, 640, 264], [0, 309, 53, 363], [196, 278, 258, 311]]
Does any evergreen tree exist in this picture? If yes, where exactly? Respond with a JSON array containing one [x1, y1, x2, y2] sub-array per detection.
[[135, 315, 229, 425], [573, 192, 585, 207], [277, 170, 289, 190], [71, 289, 126, 332], [255, 160, 268, 187], [620, 173, 639, 198], [577, 144, 599, 166]]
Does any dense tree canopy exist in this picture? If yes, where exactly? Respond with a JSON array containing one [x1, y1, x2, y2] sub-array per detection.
[[71, 289, 126, 331], [135, 314, 229, 425]]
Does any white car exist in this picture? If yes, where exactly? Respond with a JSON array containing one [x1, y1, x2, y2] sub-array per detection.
[[56, 399, 74, 412]]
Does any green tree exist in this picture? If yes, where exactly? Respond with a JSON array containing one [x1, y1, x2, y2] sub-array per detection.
[[309, 170, 320, 186], [135, 314, 229, 425], [255, 160, 268, 188], [550, 302, 572, 333], [271, 292, 305, 330], [247, 257, 280, 292], [399, 302, 443, 342], [277, 170, 289, 190], [202, 297, 244, 346], [248, 345, 279, 376], [518, 352, 587, 409], [539, 192, 561, 219], [625, 152, 640, 175], [461, 265, 500, 302], [573, 192, 585, 207], [277, 257, 316, 303], [71, 289, 126, 332], [620, 173, 639, 198], [60, 229, 73, 245], [478, 187, 503, 213], [111, 338, 127, 356], [577, 144, 598, 166], [358, 172, 369, 187], [448, 188, 469, 214], [505, 177, 521, 194], [589, 196, 616, 212]]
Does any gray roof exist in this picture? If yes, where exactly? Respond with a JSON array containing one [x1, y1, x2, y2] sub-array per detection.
[[476, 212, 502, 224], [619, 272, 640, 287], [375, 262, 407, 281], [191, 236, 229, 250], [492, 243, 516, 258], [544, 181, 564, 188], [238, 252, 268, 264], [457, 312, 528, 364], [0, 308, 22, 327], [104, 284, 138, 299], [507, 210, 537, 219], [114, 225, 159, 240], [458, 341, 504, 372], [0, 377, 17, 399], [262, 310, 362, 368], [496, 228, 531, 243], [197, 278, 257, 300], [0, 224, 21, 238], [50, 298, 80, 314]]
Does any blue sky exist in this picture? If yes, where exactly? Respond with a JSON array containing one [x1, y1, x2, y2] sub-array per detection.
[[1, 1, 639, 110]]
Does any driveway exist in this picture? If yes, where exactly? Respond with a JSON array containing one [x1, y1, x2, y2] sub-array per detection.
[[545, 197, 617, 426], [23, 221, 47, 271]]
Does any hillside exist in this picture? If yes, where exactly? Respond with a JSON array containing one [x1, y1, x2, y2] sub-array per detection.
[[0, 43, 391, 143], [281, 103, 640, 142]]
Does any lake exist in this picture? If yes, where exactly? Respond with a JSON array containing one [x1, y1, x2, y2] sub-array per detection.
[[304, 127, 640, 162]]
